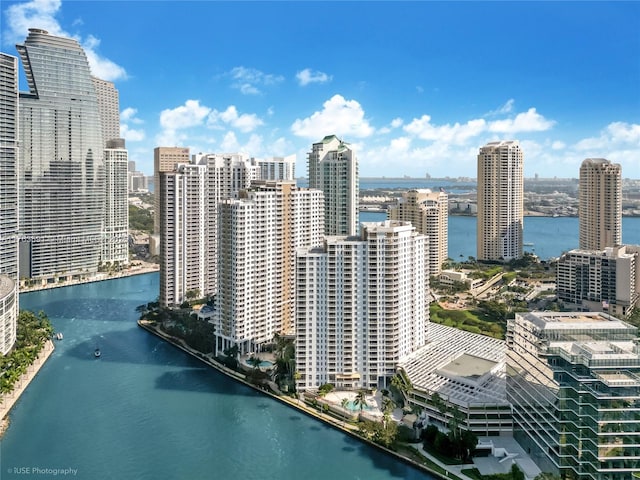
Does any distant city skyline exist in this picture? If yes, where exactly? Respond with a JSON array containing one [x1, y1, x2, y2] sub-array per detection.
[[2, 1, 639, 179]]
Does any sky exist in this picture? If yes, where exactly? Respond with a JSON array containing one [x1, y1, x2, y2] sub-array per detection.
[[2, 0, 639, 179]]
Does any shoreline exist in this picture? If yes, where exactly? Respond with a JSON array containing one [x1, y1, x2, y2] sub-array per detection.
[[19, 264, 159, 293], [0, 339, 55, 438], [137, 319, 469, 480]]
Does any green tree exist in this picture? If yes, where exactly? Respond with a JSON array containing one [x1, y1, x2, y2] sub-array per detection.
[[341, 397, 350, 426], [354, 390, 368, 412]]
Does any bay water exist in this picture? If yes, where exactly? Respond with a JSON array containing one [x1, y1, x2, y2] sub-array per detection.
[[1, 274, 431, 480]]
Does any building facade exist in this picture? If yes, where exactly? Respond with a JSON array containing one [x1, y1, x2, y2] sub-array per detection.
[[0, 53, 18, 354], [102, 139, 129, 266], [295, 221, 429, 391], [159, 162, 209, 307], [250, 155, 295, 181], [477, 140, 524, 262], [16, 29, 105, 281], [388, 189, 448, 275], [579, 159, 622, 251], [507, 311, 640, 480], [154, 147, 190, 234], [308, 135, 359, 236], [215, 181, 324, 356], [92, 77, 120, 144], [557, 246, 640, 318]]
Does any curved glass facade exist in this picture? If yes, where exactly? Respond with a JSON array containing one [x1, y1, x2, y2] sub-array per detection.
[[16, 29, 104, 281]]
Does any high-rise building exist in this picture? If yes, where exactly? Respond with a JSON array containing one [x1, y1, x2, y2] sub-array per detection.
[[477, 140, 524, 262], [250, 155, 295, 181], [556, 245, 640, 318], [295, 221, 429, 391], [102, 139, 129, 266], [388, 189, 448, 275], [579, 158, 622, 250], [92, 77, 120, 144], [0, 53, 19, 354], [507, 311, 640, 480], [154, 147, 190, 234], [159, 162, 208, 307], [215, 181, 324, 355], [16, 29, 105, 281], [308, 135, 359, 236]]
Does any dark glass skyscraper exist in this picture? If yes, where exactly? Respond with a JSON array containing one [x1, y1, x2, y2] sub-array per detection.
[[16, 29, 104, 281]]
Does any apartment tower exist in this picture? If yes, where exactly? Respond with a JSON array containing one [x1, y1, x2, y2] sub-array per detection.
[[579, 158, 622, 250], [215, 181, 324, 356], [153, 147, 190, 234], [102, 139, 129, 266], [159, 162, 208, 307], [0, 53, 18, 354], [16, 29, 105, 281], [477, 140, 524, 262], [295, 221, 429, 391], [308, 135, 359, 236], [388, 189, 448, 275]]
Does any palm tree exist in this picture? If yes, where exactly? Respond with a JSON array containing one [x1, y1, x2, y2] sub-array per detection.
[[341, 397, 349, 426], [353, 390, 368, 413], [248, 356, 262, 370]]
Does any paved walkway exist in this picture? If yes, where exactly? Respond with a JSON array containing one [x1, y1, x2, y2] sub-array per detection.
[[0, 340, 55, 435]]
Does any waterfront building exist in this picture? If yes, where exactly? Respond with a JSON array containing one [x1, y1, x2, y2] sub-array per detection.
[[579, 158, 622, 250], [0, 53, 18, 354], [477, 141, 524, 262], [215, 181, 323, 355], [102, 139, 129, 266], [16, 29, 105, 282], [556, 245, 640, 318], [388, 189, 448, 275], [159, 162, 209, 307], [154, 147, 190, 234], [399, 323, 511, 435], [295, 220, 428, 391], [307, 135, 359, 236], [507, 311, 640, 480]]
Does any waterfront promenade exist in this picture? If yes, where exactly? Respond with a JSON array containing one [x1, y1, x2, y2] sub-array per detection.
[[0, 339, 55, 437], [137, 319, 473, 480]]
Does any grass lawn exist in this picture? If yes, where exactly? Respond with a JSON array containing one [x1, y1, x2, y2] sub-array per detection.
[[430, 304, 505, 339]]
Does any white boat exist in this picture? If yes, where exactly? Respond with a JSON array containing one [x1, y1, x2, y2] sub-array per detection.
[[55, 332, 63, 340], [94, 347, 101, 358]]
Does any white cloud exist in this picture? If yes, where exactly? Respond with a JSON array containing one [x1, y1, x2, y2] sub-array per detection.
[[207, 106, 264, 133], [3, 0, 127, 81], [486, 99, 515, 117], [390, 118, 403, 129], [120, 124, 145, 142], [551, 140, 566, 150], [606, 121, 640, 144], [121, 107, 143, 124], [296, 68, 332, 86], [404, 115, 487, 144], [220, 131, 240, 151], [160, 100, 211, 131], [228, 66, 284, 95], [488, 108, 555, 133], [291, 94, 374, 139]]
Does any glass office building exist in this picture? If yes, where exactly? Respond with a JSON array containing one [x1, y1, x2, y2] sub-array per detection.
[[16, 29, 104, 281], [507, 312, 640, 480]]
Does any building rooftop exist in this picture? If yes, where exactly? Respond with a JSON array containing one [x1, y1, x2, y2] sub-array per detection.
[[399, 323, 507, 406], [519, 311, 635, 331]]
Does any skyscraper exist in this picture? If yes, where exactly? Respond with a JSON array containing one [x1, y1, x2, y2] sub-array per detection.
[[159, 162, 209, 307], [16, 29, 105, 281], [477, 140, 524, 262], [102, 139, 129, 266], [215, 181, 324, 356], [308, 135, 359, 236], [579, 158, 622, 250], [295, 221, 429, 391], [92, 77, 120, 144], [388, 189, 448, 275], [154, 147, 190, 234], [0, 53, 19, 354]]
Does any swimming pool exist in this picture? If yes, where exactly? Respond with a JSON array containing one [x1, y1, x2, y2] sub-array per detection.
[[345, 400, 372, 412], [244, 358, 274, 368]]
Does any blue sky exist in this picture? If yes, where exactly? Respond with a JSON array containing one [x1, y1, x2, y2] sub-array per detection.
[[2, 0, 639, 179]]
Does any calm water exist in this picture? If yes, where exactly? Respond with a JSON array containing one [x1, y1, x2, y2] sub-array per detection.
[[2, 274, 431, 480], [360, 212, 640, 261]]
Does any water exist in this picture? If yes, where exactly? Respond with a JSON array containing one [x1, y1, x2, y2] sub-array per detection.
[[360, 212, 640, 261], [1, 274, 431, 480]]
